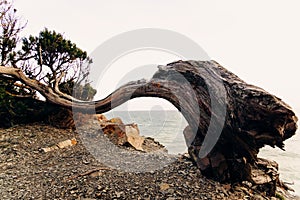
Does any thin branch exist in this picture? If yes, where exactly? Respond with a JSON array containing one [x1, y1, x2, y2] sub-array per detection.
[[64, 167, 111, 182], [53, 71, 77, 101], [5, 90, 32, 98]]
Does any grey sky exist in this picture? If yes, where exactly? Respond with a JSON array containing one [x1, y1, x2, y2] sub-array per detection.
[[14, 0, 300, 113]]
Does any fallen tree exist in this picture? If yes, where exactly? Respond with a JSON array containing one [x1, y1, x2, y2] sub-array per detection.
[[0, 60, 297, 195]]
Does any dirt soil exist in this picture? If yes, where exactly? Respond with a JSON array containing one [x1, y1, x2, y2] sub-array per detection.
[[0, 123, 298, 200]]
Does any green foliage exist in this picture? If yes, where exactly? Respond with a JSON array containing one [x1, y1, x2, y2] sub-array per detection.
[[59, 80, 96, 101], [0, 2, 97, 127], [74, 83, 97, 101], [275, 193, 285, 200], [22, 29, 88, 67], [0, 88, 14, 127], [58, 80, 74, 96], [19, 28, 96, 100], [0, 79, 13, 115], [0, 78, 31, 127], [21, 28, 92, 87], [0, 1, 30, 127]]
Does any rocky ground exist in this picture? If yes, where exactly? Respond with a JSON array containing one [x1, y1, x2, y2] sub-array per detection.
[[0, 123, 298, 199]]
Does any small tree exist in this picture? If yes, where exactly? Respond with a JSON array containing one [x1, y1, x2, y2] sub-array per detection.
[[20, 28, 95, 100], [0, 0, 25, 66], [0, 0, 30, 127], [0, 1, 96, 127]]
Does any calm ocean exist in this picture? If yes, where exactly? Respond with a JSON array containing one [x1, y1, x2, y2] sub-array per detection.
[[105, 110, 300, 195]]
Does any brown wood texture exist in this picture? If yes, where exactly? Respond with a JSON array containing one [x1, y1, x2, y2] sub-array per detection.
[[1, 60, 297, 191]]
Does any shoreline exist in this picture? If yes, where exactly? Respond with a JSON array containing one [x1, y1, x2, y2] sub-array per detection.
[[0, 123, 299, 199]]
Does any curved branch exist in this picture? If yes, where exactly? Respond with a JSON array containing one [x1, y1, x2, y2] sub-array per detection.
[[0, 66, 86, 104], [0, 66, 74, 106], [53, 71, 81, 102]]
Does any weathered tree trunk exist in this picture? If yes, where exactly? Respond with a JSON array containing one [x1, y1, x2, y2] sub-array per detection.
[[93, 60, 298, 195], [0, 60, 297, 195]]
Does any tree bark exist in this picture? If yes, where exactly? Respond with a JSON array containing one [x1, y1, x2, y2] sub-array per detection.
[[0, 60, 297, 193]]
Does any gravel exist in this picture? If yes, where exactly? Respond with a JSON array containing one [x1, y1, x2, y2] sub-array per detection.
[[0, 123, 297, 199]]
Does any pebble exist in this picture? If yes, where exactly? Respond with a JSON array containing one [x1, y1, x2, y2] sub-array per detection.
[[159, 183, 170, 191], [0, 124, 295, 200]]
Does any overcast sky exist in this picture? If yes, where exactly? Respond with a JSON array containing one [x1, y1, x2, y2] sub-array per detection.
[[14, 0, 300, 114]]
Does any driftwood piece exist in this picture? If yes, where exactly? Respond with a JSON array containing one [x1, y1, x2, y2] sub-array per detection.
[[0, 60, 297, 194], [90, 60, 297, 195], [64, 167, 111, 182], [41, 138, 77, 152], [90, 60, 297, 181]]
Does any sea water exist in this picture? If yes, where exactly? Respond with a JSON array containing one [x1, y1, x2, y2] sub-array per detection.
[[105, 110, 300, 195]]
